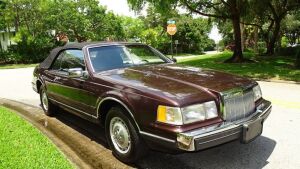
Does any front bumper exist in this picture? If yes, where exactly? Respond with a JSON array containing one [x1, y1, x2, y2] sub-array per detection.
[[177, 99, 272, 151], [32, 76, 38, 93]]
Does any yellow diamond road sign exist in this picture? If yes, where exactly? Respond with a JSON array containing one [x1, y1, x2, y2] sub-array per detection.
[[167, 24, 177, 35]]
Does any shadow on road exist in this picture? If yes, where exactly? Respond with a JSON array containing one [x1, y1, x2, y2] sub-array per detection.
[[54, 108, 276, 169], [54, 109, 109, 148], [137, 136, 276, 169]]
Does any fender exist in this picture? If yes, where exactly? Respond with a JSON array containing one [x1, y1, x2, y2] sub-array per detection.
[[96, 96, 141, 131]]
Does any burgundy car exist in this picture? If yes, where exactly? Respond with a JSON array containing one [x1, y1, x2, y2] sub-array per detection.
[[32, 42, 272, 163]]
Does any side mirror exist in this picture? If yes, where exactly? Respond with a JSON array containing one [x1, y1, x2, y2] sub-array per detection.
[[68, 68, 83, 78], [172, 58, 177, 63]]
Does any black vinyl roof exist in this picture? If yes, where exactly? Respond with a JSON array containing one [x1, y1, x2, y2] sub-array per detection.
[[64, 41, 142, 49], [40, 41, 142, 69]]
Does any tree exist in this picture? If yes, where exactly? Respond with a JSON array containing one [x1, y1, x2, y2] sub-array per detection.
[[174, 15, 213, 53], [44, 0, 125, 41], [0, 1, 6, 30], [124, 5, 214, 54], [128, 0, 249, 62], [121, 16, 145, 41], [282, 11, 300, 46], [264, 0, 299, 55], [248, 0, 300, 55], [0, 0, 126, 63]]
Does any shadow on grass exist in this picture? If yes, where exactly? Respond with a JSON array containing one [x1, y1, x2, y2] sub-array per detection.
[[179, 52, 300, 82]]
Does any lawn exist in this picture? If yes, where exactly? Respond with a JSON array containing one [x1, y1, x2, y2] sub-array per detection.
[[0, 63, 37, 69], [178, 51, 300, 82], [0, 106, 74, 169]]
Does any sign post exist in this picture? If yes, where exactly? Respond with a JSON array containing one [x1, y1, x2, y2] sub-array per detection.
[[167, 20, 177, 59], [174, 40, 179, 56]]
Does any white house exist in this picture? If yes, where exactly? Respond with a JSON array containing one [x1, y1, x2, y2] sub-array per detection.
[[0, 28, 16, 51]]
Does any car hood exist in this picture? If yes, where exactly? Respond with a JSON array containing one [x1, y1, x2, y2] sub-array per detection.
[[94, 64, 255, 106]]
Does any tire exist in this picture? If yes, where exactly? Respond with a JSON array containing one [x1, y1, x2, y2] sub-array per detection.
[[39, 86, 58, 116], [105, 106, 148, 163]]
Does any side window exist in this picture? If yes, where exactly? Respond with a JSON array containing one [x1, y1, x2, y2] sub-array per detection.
[[60, 50, 85, 70], [51, 52, 64, 70]]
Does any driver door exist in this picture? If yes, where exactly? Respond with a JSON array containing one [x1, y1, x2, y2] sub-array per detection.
[[46, 49, 96, 116]]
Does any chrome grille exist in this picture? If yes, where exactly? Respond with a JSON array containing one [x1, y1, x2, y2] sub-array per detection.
[[222, 89, 255, 122]]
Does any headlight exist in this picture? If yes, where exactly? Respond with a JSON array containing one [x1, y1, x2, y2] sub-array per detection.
[[157, 105, 183, 125], [181, 101, 218, 124], [253, 85, 262, 101], [157, 101, 218, 125]]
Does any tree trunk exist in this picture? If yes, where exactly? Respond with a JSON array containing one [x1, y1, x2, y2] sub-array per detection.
[[254, 26, 258, 53], [225, 15, 244, 63], [240, 22, 245, 51], [14, 5, 19, 32], [266, 20, 281, 56]]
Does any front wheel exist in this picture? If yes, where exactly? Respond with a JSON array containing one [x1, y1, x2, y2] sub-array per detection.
[[39, 86, 58, 116], [105, 106, 148, 163]]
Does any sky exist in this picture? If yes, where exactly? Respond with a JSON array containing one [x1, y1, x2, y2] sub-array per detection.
[[99, 0, 222, 43], [99, 0, 137, 17]]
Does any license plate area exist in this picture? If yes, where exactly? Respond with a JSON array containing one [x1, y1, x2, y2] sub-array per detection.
[[242, 119, 263, 143]]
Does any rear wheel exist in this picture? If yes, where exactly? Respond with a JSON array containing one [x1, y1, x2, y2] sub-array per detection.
[[40, 86, 57, 116], [105, 106, 148, 163]]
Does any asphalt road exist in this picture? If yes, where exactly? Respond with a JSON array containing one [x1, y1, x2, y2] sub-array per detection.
[[0, 67, 300, 169]]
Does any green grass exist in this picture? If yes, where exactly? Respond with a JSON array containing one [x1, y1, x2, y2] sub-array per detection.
[[0, 106, 74, 169], [177, 51, 300, 82], [0, 64, 37, 69]]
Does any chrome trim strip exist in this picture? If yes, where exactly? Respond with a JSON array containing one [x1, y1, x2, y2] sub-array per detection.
[[140, 131, 176, 143], [193, 102, 271, 140], [84, 44, 173, 73], [51, 97, 172, 142], [180, 100, 271, 140], [49, 98, 98, 118], [197, 131, 240, 146], [219, 83, 257, 120], [85, 44, 132, 73], [193, 124, 239, 139], [96, 97, 141, 131], [177, 100, 271, 151]]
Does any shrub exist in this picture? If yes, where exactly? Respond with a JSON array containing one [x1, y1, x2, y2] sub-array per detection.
[[281, 36, 289, 48], [244, 48, 255, 53], [277, 46, 300, 56], [257, 42, 266, 55], [295, 48, 300, 69], [203, 39, 216, 51], [0, 50, 23, 64], [9, 29, 57, 63], [218, 40, 225, 51], [0, 50, 8, 63]]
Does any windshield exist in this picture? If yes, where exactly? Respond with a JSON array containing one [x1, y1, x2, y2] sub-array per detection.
[[88, 45, 171, 72]]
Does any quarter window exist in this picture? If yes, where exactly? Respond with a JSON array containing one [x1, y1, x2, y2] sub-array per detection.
[[51, 52, 64, 70], [61, 50, 85, 70], [51, 49, 85, 71]]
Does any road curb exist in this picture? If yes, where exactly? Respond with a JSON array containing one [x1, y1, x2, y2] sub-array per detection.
[[0, 98, 132, 169]]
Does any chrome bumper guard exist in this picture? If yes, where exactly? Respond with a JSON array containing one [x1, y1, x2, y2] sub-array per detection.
[[32, 76, 38, 93], [177, 99, 272, 151]]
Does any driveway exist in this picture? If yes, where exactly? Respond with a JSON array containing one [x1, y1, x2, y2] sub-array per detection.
[[0, 67, 39, 107], [0, 67, 300, 169]]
